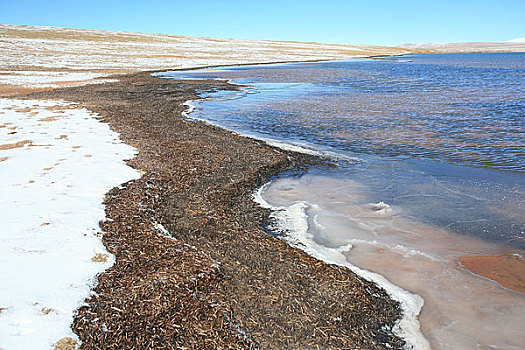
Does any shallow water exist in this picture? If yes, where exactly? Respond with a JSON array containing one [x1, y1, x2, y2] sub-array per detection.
[[260, 173, 525, 349], [162, 53, 525, 172], [158, 54, 525, 349]]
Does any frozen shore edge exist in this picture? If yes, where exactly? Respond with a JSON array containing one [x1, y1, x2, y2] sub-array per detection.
[[253, 184, 431, 350], [173, 70, 431, 349]]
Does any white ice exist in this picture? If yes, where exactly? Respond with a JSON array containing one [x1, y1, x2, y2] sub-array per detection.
[[253, 184, 431, 350], [256, 175, 525, 349]]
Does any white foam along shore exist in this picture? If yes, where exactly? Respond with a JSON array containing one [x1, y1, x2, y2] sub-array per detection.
[[253, 184, 431, 350], [0, 99, 139, 349]]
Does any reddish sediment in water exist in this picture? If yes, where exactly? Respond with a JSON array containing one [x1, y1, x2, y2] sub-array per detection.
[[459, 254, 525, 293]]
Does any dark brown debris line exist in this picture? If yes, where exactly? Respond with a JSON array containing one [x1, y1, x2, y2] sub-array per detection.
[[23, 72, 405, 349]]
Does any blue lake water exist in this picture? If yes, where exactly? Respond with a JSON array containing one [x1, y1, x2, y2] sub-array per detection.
[[158, 54, 525, 349], [161, 53, 525, 249]]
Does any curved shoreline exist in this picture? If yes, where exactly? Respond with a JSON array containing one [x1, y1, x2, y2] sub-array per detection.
[[175, 77, 428, 347], [171, 66, 429, 348], [21, 72, 406, 349], [253, 184, 430, 350]]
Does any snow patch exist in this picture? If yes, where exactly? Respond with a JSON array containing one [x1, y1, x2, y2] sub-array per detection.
[[506, 38, 525, 43], [0, 71, 111, 88], [0, 99, 139, 349]]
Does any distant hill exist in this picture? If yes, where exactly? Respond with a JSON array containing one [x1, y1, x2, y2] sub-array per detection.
[[2, 24, 521, 95], [400, 40, 525, 52], [506, 38, 525, 43], [0, 24, 416, 73], [0, 24, 424, 94]]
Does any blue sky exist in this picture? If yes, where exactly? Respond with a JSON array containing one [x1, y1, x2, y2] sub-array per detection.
[[1, 0, 523, 45]]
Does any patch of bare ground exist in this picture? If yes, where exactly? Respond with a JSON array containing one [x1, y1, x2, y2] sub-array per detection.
[[91, 253, 108, 263], [0, 140, 33, 150], [0, 84, 54, 97], [27, 73, 404, 349], [54, 337, 77, 350]]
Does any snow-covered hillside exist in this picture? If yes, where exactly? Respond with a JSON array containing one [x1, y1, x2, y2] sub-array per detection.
[[0, 24, 413, 91]]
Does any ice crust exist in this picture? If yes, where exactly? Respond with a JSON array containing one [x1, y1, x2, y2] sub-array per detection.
[[253, 184, 431, 350]]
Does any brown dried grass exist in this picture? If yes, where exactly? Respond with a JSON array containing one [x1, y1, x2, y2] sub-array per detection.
[[0, 83, 53, 97], [41, 307, 54, 315], [27, 72, 404, 350], [0, 140, 33, 150], [91, 253, 108, 263], [54, 337, 77, 350], [38, 116, 60, 122]]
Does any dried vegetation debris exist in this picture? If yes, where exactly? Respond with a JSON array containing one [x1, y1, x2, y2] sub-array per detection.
[[73, 178, 254, 349], [24, 72, 404, 349]]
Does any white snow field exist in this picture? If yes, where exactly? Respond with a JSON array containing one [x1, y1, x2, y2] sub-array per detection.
[[0, 98, 139, 349]]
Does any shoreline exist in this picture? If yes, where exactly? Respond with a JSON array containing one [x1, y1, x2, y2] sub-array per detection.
[[171, 69, 428, 347], [155, 57, 524, 350], [17, 72, 407, 348], [0, 57, 371, 98], [253, 185, 430, 349]]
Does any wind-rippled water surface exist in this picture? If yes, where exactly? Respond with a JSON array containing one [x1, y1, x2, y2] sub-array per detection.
[[172, 54, 525, 171], [161, 54, 525, 248], [159, 54, 525, 349]]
